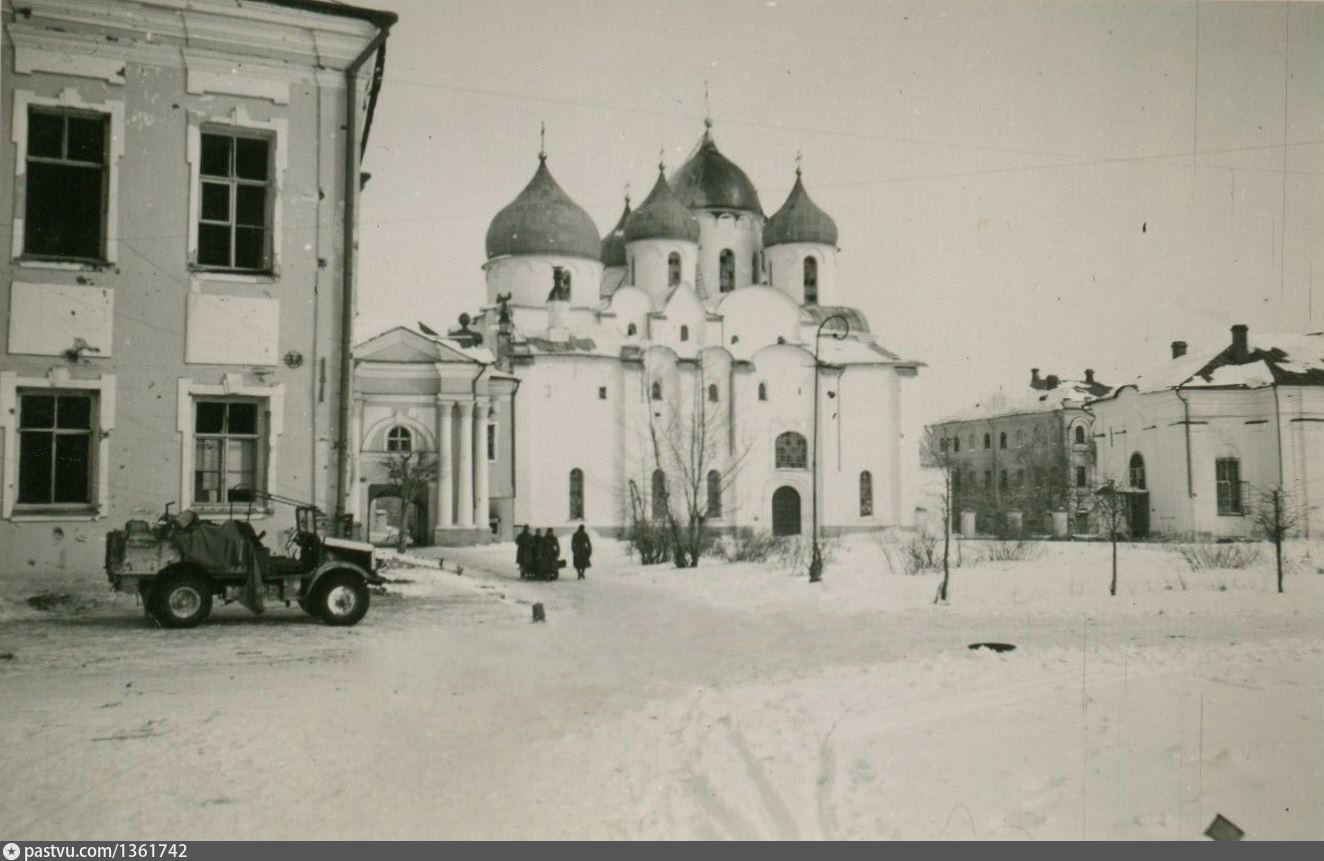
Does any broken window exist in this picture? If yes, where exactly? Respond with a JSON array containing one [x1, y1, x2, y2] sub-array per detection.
[[197, 130, 273, 271], [17, 391, 95, 507], [24, 108, 108, 261], [719, 249, 735, 293], [193, 399, 263, 504]]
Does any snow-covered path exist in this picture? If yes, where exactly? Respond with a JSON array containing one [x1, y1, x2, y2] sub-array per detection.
[[1, 538, 1321, 839]]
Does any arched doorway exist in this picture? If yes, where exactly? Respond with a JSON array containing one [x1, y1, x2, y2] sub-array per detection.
[[367, 484, 429, 547], [772, 486, 802, 536]]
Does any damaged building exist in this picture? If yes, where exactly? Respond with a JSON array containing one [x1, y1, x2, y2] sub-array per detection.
[[0, 0, 396, 588]]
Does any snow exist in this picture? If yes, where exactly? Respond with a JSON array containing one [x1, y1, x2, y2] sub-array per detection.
[[1, 535, 1321, 839]]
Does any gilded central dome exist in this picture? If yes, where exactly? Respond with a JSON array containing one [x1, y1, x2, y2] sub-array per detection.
[[486, 156, 601, 261], [670, 128, 763, 215], [763, 171, 838, 247], [624, 168, 700, 244]]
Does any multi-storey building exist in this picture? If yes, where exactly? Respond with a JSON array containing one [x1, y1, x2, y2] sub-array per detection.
[[0, 0, 395, 589]]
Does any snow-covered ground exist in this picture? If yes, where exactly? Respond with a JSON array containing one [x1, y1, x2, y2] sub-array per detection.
[[1, 535, 1321, 839]]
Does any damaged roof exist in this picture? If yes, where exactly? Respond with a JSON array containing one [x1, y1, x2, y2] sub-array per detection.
[[939, 377, 1110, 423], [1108, 332, 1324, 397]]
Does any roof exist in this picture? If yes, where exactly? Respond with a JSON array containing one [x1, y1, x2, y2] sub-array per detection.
[[260, 0, 398, 27], [669, 126, 763, 215], [624, 168, 700, 244], [486, 156, 601, 261], [600, 198, 631, 267], [802, 305, 870, 335], [1106, 332, 1324, 397], [939, 378, 1110, 423], [764, 172, 838, 247]]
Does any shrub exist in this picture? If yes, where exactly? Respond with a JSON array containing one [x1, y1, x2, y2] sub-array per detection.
[[1174, 542, 1262, 570], [625, 518, 673, 565], [773, 536, 839, 572], [880, 532, 949, 576], [715, 531, 785, 563], [980, 539, 1042, 563]]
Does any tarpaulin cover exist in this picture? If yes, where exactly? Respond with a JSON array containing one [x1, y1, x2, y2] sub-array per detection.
[[169, 517, 266, 613]]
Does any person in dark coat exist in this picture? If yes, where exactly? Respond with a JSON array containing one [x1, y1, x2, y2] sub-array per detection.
[[515, 525, 532, 579], [529, 528, 544, 579], [571, 524, 592, 580], [541, 528, 561, 581]]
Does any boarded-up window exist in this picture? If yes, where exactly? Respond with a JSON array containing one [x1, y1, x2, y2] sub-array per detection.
[[17, 391, 95, 506], [25, 108, 108, 261]]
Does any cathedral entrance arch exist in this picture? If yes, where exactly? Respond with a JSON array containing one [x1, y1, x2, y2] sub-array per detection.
[[368, 484, 429, 548], [771, 486, 802, 536]]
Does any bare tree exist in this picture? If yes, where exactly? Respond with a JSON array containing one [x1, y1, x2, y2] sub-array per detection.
[[1251, 484, 1312, 594], [381, 449, 440, 552], [1092, 478, 1129, 596], [637, 364, 754, 569], [920, 426, 956, 603]]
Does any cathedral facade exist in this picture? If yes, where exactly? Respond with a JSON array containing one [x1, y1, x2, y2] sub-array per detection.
[[352, 125, 921, 545]]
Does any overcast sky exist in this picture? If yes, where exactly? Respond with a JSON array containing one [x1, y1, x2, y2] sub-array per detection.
[[353, 0, 1322, 440]]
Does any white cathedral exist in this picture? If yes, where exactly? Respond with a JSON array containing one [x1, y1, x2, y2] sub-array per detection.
[[351, 123, 922, 545]]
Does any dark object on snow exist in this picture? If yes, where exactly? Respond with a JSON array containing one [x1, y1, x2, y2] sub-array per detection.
[[515, 525, 533, 578], [968, 642, 1017, 653], [1204, 814, 1244, 841], [532, 602, 546, 623], [572, 525, 592, 579]]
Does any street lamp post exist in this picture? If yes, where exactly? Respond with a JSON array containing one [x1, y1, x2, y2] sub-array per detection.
[[810, 313, 850, 583]]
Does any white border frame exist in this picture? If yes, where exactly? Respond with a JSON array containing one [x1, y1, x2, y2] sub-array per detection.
[[177, 375, 285, 518]]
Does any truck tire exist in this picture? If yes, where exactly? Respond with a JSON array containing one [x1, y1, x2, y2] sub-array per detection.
[[150, 570, 212, 628], [310, 569, 370, 626]]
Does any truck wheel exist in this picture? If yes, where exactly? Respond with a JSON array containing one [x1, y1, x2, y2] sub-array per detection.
[[311, 570, 369, 626], [151, 571, 212, 628]]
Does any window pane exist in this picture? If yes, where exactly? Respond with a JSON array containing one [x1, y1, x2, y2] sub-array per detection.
[[194, 438, 222, 503], [28, 111, 64, 158], [201, 182, 230, 222], [25, 163, 103, 259], [234, 226, 266, 270], [226, 439, 257, 497], [20, 395, 55, 429], [227, 402, 258, 435], [53, 434, 91, 503], [196, 401, 226, 434], [17, 431, 53, 503], [66, 117, 106, 164], [235, 185, 266, 227], [57, 396, 92, 429], [200, 134, 232, 178], [234, 137, 269, 181], [198, 223, 231, 267]]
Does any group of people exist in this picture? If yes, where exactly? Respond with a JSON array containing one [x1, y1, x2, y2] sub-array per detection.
[[515, 524, 592, 581]]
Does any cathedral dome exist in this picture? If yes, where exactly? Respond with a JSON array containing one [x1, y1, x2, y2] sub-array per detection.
[[624, 167, 700, 243], [763, 170, 838, 248], [670, 126, 763, 215], [601, 196, 631, 266], [486, 155, 601, 261]]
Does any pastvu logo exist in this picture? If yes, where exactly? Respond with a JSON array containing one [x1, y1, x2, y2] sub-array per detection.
[[3, 842, 20, 860]]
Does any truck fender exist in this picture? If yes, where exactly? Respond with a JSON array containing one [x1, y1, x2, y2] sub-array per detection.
[[303, 560, 370, 597]]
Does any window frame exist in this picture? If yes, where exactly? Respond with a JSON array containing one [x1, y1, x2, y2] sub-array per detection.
[[1129, 452, 1146, 490], [191, 397, 266, 506], [718, 248, 735, 293], [194, 127, 276, 274], [22, 107, 110, 264], [486, 409, 498, 462], [386, 426, 413, 453], [803, 256, 818, 305], [1215, 458, 1243, 516], [569, 468, 585, 520], [177, 377, 283, 518], [667, 251, 682, 287], [774, 431, 808, 470], [14, 389, 98, 511], [707, 383, 719, 403], [706, 469, 722, 519], [859, 470, 874, 517]]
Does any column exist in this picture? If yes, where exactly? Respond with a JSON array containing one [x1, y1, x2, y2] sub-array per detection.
[[436, 399, 453, 529], [475, 398, 490, 535], [457, 400, 474, 527]]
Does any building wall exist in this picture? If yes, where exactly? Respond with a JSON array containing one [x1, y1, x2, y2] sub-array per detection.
[[0, 2, 382, 590]]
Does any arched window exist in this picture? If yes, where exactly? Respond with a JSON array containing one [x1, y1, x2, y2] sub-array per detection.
[[1074, 425, 1086, 445], [803, 256, 818, 305], [627, 322, 637, 336], [679, 324, 689, 342], [668, 252, 682, 287], [1215, 457, 1242, 514], [953, 437, 961, 453], [548, 266, 571, 301], [983, 433, 991, 450], [386, 426, 412, 453], [719, 248, 735, 293], [758, 382, 768, 401], [1129, 453, 1146, 490], [569, 468, 584, 519], [651, 469, 667, 519], [707, 383, 719, 402], [999, 432, 1007, 450], [651, 381, 662, 401], [775, 431, 808, 469], [706, 470, 722, 518], [859, 470, 873, 516]]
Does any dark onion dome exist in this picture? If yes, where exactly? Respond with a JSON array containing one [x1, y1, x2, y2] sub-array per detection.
[[600, 196, 631, 266], [485, 154, 601, 261], [624, 166, 700, 243], [763, 168, 838, 248], [670, 124, 763, 215]]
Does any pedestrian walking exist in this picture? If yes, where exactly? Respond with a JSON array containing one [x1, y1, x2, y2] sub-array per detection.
[[542, 528, 561, 581], [530, 528, 544, 579], [515, 525, 532, 579], [571, 524, 592, 580]]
